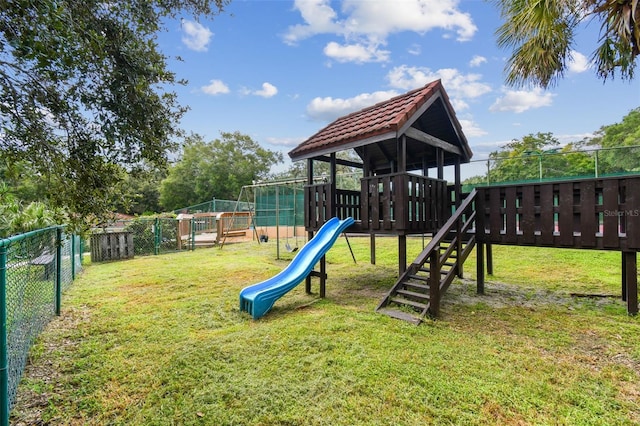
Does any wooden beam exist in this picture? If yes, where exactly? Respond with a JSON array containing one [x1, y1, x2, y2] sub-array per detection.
[[312, 155, 364, 169], [477, 241, 484, 294], [397, 135, 407, 173], [405, 126, 462, 156], [623, 252, 638, 315], [376, 141, 394, 165]]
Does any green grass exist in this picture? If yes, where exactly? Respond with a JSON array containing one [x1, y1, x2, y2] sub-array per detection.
[[11, 238, 640, 425]]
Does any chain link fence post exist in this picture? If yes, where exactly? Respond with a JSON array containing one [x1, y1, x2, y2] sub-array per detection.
[[0, 243, 7, 426], [55, 228, 62, 316]]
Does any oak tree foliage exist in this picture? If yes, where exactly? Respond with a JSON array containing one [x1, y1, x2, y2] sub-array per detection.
[[0, 0, 229, 229]]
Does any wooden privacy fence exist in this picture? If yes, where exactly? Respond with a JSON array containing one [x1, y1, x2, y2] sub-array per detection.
[[90, 232, 134, 262], [475, 176, 640, 251]]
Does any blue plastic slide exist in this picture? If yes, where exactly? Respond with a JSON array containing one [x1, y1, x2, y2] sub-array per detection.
[[239, 216, 355, 319]]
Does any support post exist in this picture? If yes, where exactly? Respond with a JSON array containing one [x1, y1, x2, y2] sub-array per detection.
[[486, 243, 494, 275], [55, 228, 62, 316], [429, 249, 440, 317], [398, 235, 407, 275], [154, 217, 160, 256], [370, 233, 376, 265], [190, 218, 196, 251], [476, 242, 485, 294], [319, 255, 327, 298], [623, 251, 638, 315], [71, 233, 76, 280], [0, 243, 8, 426], [305, 230, 314, 294], [622, 252, 627, 302]]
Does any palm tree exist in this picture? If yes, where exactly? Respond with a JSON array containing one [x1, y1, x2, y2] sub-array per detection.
[[495, 0, 639, 87]]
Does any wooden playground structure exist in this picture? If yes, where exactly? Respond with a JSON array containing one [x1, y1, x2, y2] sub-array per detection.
[[288, 80, 639, 324], [176, 212, 253, 249]]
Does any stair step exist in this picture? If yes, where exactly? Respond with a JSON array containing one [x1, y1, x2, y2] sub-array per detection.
[[408, 274, 428, 282], [397, 289, 429, 300], [376, 308, 422, 325], [404, 282, 429, 291], [390, 297, 428, 310]]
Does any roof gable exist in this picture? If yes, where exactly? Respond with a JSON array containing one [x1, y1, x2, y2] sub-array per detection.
[[289, 80, 471, 164]]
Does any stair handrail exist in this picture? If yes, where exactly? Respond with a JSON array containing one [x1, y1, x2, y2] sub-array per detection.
[[376, 189, 478, 314], [409, 189, 477, 271]]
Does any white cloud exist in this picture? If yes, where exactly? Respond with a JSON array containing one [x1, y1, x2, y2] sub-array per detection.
[[469, 55, 487, 67], [306, 90, 399, 121], [489, 87, 555, 113], [266, 136, 306, 147], [459, 119, 487, 137], [255, 82, 278, 98], [386, 65, 492, 99], [243, 82, 279, 98], [181, 20, 213, 52], [201, 79, 230, 95], [285, 0, 477, 63], [323, 41, 390, 63], [568, 50, 590, 73], [408, 44, 421, 56]]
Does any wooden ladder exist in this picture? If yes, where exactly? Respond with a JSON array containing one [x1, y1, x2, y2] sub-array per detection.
[[376, 189, 478, 324]]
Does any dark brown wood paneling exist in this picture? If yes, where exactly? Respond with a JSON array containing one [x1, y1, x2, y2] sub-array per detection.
[[625, 179, 640, 249], [521, 185, 535, 244], [489, 187, 502, 240], [540, 184, 554, 245], [505, 186, 517, 243], [558, 183, 574, 246], [603, 179, 620, 248], [382, 176, 392, 230], [579, 180, 597, 247]]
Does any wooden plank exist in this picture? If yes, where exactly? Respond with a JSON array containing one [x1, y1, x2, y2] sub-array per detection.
[[395, 175, 407, 231], [404, 127, 462, 156], [489, 187, 502, 243], [521, 185, 535, 244], [382, 177, 392, 230], [623, 252, 638, 315], [539, 184, 554, 245], [371, 179, 380, 230], [505, 186, 517, 243], [360, 179, 369, 230], [579, 180, 597, 248], [474, 189, 486, 243], [603, 180, 620, 248], [558, 183, 573, 246], [625, 178, 640, 249]]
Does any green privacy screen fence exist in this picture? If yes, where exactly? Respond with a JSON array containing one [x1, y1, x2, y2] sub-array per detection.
[[0, 227, 83, 425]]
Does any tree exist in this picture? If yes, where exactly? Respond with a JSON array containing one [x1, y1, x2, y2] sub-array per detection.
[[482, 132, 594, 184], [0, 183, 58, 238], [115, 167, 167, 215], [160, 132, 283, 211], [0, 0, 229, 230], [587, 107, 640, 174], [495, 0, 639, 87]]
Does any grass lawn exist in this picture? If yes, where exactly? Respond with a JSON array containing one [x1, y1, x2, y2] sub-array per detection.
[[11, 237, 640, 425]]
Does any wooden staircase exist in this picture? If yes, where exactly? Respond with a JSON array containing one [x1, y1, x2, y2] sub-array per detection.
[[376, 189, 478, 324]]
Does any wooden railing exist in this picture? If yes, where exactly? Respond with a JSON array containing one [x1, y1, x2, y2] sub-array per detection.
[[361, 173, 449, 232], [475, 176, 640, 251], [304, 173, 450, 233]]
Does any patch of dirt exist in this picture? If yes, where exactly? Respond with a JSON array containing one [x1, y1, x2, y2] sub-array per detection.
[[442, 278, 622, 310], [10, 306, 92, 426]]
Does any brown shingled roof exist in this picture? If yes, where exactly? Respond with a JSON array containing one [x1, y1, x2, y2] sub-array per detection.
[[289, 80, 445, 160]]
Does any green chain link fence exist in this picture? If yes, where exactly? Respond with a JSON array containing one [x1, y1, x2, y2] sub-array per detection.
[[174, 198, 251, 214], [0, 227, 83, 425], [121, 217, 180, 256]]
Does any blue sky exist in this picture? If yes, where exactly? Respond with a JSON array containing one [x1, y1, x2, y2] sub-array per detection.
[[157, 0, 639, 177]]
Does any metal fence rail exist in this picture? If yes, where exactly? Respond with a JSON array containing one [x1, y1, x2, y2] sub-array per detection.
[[0, 227, 83, 425]]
